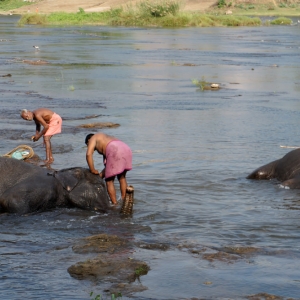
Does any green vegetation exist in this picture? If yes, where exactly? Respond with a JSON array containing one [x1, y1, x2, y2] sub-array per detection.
[[192, 77, 209, 91], [90, 292, 102, 300], [192, 77, 221, 91], [0, 0, 31, 11], [18, 9, 262, 27], [134, 265, 149, 280], [15, 0, 299, 27], [270, 16, 292, 24], [18, 13, 48, 25], [210, 1, 300, 16], [111, 293, 122, 300], [137, 0, 182, 17], [217, 0, 227, 9], [18, 9, 118, 26]]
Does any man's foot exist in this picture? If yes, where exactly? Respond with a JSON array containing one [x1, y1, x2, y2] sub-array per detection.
[[43, 158, 54, 164], [110, 203, 119, 211]]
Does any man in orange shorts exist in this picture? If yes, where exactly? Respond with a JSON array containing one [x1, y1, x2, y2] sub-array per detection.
[[20, 108, 62, 164], [85, 132, 132, 205]]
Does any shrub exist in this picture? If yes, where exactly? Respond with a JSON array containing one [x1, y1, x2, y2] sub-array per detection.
[[0, 0, 31, 11], [217, 0, 227, 8], [18, 13, 48, 25], [271, 17, 292, 25], [235, 4, 245, 9], [138, 0, 182, 17], [279, 2, 287, 8]]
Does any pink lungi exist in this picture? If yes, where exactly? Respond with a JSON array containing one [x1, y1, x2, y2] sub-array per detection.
[[44, 113, 62, 136], [104, 140, 132, 179]]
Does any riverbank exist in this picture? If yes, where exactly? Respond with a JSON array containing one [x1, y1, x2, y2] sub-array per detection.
[[1, 0, 215, 15], [0, 0, 299, 28], [1, 0, 300, 17]]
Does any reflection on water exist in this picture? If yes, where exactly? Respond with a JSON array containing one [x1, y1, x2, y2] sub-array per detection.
[[0, 15, 300, 299]]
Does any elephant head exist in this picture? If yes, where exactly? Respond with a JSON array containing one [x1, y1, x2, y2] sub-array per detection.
[[52, 167, 110, 212], [247, 148, 300, 189]]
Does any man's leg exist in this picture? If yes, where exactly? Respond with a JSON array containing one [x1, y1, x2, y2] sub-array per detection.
[[43, 135, 54, 163], [117, 171, 128, 200], [106, 176, 117, 205]]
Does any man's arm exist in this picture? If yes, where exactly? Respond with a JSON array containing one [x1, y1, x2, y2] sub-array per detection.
[[33, 114, 49, 141], [86, 139, 99, 175], [35, 120, 41, 134]]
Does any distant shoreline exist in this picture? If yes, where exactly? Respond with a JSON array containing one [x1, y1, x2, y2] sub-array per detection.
[[1, 0, 299, 27]]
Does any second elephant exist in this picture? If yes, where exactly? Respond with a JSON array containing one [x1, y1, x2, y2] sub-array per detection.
[[247, 148, 300, 189]]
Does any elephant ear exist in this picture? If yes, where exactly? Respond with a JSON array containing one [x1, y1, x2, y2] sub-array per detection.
[[53, 169, 80, 192]]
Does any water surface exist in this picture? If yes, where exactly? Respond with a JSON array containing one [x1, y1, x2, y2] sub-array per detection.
[[0, 15, 300, 299]]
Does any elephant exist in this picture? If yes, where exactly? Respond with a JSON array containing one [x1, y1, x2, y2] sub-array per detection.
[[247, 148, 300, 189], [0, 157, 110, 214]]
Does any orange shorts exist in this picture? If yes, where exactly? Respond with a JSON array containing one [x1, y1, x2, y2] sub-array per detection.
[[44, 113, 62, 136]]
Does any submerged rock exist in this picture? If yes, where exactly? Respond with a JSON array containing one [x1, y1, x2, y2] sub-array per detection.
[[68, 233, 150, 296], [72, 233, 128, 254], [68, 256, 149, 283], [78, 122, 120, 129]]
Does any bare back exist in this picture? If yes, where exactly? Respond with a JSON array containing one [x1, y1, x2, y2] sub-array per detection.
[[88, 133, 118, 156], [33, 108, 54, 125]]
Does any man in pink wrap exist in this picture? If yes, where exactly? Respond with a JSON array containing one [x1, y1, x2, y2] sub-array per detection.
[[85, 133, 132, 205], [21, 108, 62, 164]]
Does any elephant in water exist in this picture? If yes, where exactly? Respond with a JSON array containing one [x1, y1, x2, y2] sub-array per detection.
[[0, 157, 110, 214], [247, 148, 300, 189]]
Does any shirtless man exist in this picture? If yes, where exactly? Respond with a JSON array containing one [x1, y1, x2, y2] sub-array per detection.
[[20, 108, 62, 164], [85, 133, 132, 205]]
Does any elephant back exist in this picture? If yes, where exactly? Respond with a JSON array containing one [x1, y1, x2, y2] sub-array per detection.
[[275, 148, 300, 181], [0, 157, 47, 195]]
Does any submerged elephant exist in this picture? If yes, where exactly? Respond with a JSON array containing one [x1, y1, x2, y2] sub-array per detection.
[[0, 157, 110, 214], [247, 148, 300, 189]]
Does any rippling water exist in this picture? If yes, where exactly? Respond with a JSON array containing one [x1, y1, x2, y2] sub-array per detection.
[[0, 15, 300, 299]]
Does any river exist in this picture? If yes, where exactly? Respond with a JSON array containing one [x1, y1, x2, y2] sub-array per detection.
[[0, 15, 300, 299]]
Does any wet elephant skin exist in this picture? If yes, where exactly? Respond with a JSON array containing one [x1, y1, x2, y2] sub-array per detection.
[[0, 157, 110, 214], [247, 148, 300, 189]]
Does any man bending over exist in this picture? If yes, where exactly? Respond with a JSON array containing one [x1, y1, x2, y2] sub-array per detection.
[[85, 133, 132, 205], [20, 108, 62, 164]]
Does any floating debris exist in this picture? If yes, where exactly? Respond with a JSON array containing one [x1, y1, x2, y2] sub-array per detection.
[[22, 59, 49, 65], [78, 122, 120, 129], [211, 83, 219, 89]]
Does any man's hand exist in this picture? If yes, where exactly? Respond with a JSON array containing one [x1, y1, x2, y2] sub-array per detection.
[[90, 169, 99, 175], [32, 135, 39, 142]]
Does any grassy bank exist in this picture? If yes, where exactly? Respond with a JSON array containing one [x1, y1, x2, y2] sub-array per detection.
[[15, 0, 300, 27], [0, 0, 31, 11], [210, 2, 300, 17], [18, 10, 263, 27]]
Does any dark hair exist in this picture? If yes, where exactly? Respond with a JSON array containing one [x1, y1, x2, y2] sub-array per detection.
[[85, 133, 94, 145]]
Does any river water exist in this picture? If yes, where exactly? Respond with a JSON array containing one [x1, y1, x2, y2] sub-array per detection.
[[0, 15, 300, 299]]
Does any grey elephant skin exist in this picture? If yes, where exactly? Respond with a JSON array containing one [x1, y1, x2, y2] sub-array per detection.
[[0, 157, 110, 214], [247, 148, 300, 189]]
